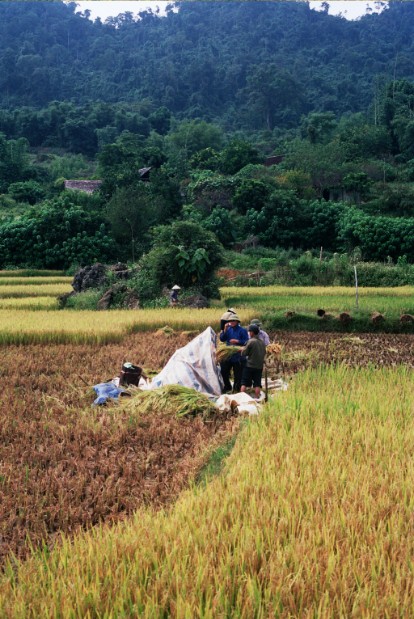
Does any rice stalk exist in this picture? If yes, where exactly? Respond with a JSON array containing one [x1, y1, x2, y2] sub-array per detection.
[[216, 343, 243, 363], [125, 385, 218, 419]]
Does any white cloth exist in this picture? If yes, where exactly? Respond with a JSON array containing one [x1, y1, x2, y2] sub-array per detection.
[[215, 392, 263, 415], [150, 327, 224, 397]]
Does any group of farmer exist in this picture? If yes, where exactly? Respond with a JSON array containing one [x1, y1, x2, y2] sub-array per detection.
[[169, 285, 268, 397], [219, 307, 269, 398]]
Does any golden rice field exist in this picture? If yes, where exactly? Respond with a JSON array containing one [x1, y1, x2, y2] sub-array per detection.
[[2, 366, 414, 617], [0, 296, 59, 310], [1, 274, 414, 616], [0, 283, 72, 298], [0, 278, 412, 343], [0, 307, 257, 344], [0, 276, 72, 286]]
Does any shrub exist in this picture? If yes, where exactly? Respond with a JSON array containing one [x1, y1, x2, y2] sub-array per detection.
[[139, 221, 224, 298]]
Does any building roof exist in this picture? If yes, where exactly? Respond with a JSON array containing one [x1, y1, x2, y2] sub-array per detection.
[[264, 155, 284, 166], [64, 180, 102, 194], [138, 167, 152, 179]]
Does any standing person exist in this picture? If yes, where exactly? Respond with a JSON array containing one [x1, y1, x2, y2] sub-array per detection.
[[169, 284, 181, 306], [241, 324, 266, 398], [250, 318, 270, 346], [219, 314, 248, 393], [220, 307, 237, 331]]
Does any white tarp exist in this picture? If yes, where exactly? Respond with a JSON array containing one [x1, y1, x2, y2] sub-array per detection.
[[150, 326, 224, 397], [215, 392, 262, 415]]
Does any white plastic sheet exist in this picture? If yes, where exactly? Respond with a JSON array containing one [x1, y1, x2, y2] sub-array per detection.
[[215, 392, 262, 415], [150, 326, 224, 397]]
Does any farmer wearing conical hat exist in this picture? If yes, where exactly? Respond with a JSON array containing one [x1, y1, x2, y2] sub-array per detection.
[[250, 318, 270, 346], [170, 284, 181, 306], [219, 313, 248, 393], [220, 307, 237, 331]]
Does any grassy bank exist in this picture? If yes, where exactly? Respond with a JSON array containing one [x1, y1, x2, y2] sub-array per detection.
[[221, 285, 414, 333]]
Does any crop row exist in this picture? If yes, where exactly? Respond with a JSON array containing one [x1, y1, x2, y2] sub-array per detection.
[[0, 284, 71, 298], [0, 277, 71, 286], [0, 296, 59, 310]]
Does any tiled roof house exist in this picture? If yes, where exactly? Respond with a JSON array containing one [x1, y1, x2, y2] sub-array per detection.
[[64, 180, 103, 194]]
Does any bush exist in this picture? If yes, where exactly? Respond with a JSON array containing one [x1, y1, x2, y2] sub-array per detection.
[[8, 181, 45, 205], [222, 247, 414, 286], [64, 290, 104, 310], [0, 197, 117, 269], [140, 221, 224, 297]]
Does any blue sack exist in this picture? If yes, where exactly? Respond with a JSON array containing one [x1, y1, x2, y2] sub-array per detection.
[[92, 382, 127, 406]]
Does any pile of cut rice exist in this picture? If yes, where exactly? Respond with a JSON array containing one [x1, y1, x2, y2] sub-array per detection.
[[126, 384, 218, 419]]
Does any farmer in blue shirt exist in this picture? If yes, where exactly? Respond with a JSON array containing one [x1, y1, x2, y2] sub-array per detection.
[[219, 314, 248, 393]]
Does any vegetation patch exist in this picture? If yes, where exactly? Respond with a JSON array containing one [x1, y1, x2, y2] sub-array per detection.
[[196, 435, 238, 485]]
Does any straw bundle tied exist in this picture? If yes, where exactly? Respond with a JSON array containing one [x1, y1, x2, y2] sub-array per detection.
[[126, 384, 218, 419], [267, 343, 283, 357], [216, 343, 242, 363], [154, 325, 175, 336]]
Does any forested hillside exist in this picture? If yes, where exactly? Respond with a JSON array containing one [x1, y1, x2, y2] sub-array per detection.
[[1, 2, 414, 126], [1, 1, 414, 294]]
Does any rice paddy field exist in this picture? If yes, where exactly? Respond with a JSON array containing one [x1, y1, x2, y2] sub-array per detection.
[[222, 284, 414, 314], [1, 273, 414, 617]]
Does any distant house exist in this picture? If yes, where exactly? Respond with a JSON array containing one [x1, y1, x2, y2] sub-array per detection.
[[64, 180, 102, 194], [64, 168, 151, 193], [264, 155, 284, 167], [139, 167, 152, 181]]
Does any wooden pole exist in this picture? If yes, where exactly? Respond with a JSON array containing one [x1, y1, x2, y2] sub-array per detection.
[[354, 264, 359, 309]]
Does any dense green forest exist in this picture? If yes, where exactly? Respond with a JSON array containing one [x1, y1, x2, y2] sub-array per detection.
[[1, 1, 414, 125], [1, 1, 414, 296]]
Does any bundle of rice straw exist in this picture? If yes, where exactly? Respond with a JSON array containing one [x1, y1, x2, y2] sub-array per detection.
[[126, 384, 217, 419], [216, 343, 243, 363], [266, 343, 283, 358], [154, 325, 175, 336]]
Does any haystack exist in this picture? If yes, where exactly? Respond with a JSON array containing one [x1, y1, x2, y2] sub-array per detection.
[[400, 314, 414, 324], [267, 343, 283, 358], [371, 311, 385, 324], [339, 311, 352, 325]]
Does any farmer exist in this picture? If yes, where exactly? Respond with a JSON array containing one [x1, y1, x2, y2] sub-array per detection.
[[219, 313, 248, 393], [240, 323, 266, 398], [250, 318, 270, 346], [169, 284, 181, 306], [220, 307, 238, 331]]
